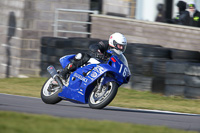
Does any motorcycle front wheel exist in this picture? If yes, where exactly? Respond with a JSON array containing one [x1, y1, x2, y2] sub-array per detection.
[[41, 77, 62, 104], [88, 81, 118, 109]]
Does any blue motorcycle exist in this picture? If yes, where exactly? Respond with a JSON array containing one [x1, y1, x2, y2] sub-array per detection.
[[41, 49, 131, 109]]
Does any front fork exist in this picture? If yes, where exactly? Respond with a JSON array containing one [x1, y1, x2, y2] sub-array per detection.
[[96, 73, 106, 93]]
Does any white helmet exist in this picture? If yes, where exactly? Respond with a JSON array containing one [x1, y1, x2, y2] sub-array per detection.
[[109, 32, 127, 55]]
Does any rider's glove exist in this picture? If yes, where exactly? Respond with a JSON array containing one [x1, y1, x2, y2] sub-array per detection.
[[96, 52, 104, 59]]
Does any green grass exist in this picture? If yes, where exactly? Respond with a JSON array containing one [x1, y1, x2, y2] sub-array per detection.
[[0, 78, 200, 114], [0, 111, 197, 133], [0, 77, 46, 97]]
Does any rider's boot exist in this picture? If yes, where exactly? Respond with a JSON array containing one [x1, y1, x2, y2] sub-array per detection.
[[60, 63, 76, 80]]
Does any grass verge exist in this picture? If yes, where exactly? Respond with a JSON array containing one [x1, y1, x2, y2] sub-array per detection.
[[0, 77, 200, 114], [0, 111, 197, 133]]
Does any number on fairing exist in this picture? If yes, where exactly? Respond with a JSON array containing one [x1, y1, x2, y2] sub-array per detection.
[[123, 67, 127, 77], [119, 64, 123, 73], [119, 64, 127, 77]]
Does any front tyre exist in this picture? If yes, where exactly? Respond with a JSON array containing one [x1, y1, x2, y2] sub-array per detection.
[[41, 77, 62, 104], [89, 81, 118, 109]]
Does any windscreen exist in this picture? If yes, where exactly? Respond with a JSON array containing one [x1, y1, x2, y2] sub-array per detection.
[[110, 49, 129, 67]]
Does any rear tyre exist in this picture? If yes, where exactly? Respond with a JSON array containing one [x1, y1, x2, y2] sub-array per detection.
[[41, 77, 62, 104], [88, 81, 118, 109]]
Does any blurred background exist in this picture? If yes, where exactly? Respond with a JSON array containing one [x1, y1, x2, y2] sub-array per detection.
[[1, 0, 200, 98]]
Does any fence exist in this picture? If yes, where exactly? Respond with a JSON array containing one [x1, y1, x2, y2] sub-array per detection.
[[53, 9, 98, 38]]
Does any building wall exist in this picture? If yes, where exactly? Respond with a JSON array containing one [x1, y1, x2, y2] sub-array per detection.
[[0, 0, 90, 78], [103, 0, 136, 18], [0, 0, 26, 78], [91, 14, 200, 51]]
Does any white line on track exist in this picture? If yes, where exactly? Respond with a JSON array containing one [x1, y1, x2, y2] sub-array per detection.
[[109, 106, 200, 116]]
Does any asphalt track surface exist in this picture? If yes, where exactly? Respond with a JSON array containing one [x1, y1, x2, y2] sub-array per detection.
[[0, 93, 200, 131]]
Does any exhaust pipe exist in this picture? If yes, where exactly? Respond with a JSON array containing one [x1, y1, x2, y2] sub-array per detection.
[[47, 65, 63, 89]]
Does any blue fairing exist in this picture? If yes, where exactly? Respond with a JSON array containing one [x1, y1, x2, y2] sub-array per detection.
[[59, 55, 76, 68], [58, 52, 131, 104]]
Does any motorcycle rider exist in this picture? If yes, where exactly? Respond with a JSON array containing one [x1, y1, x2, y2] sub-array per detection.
[[60, 32, 127, 80]]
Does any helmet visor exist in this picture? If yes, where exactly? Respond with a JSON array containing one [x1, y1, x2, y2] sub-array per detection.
[[113, 40, 126, 53]]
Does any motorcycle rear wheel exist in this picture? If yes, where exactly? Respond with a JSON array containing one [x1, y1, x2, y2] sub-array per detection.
[[41, 77, 62, 104], [88, 81, 118, 109]]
